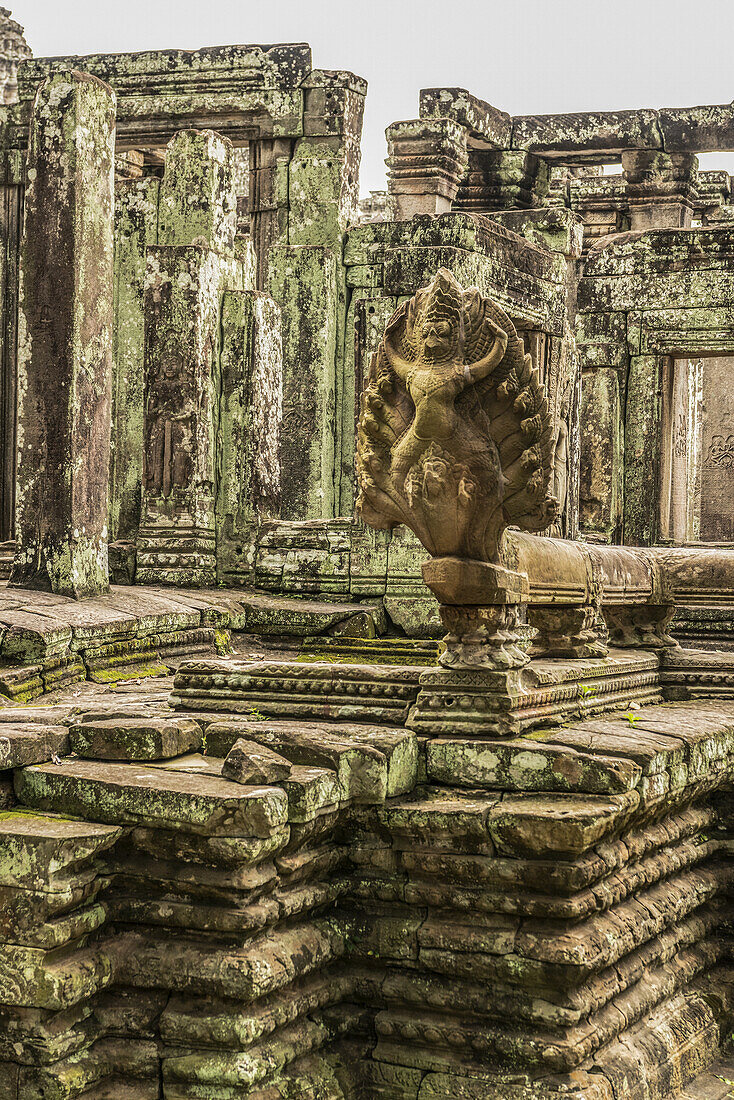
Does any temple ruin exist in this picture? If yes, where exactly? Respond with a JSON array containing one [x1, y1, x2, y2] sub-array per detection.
[[1, 8, 734, 1098]]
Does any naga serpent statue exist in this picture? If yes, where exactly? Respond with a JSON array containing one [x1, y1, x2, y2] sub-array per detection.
[[356, 268, 558, 567]]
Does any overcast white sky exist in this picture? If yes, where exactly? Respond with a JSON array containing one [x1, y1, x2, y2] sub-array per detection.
[[16, 0, 734, 194]]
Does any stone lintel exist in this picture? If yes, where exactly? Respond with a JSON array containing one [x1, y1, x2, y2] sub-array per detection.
[[419, 87, 512, 148], [15, 44, 315, 147], [512, 103, 734, 159]]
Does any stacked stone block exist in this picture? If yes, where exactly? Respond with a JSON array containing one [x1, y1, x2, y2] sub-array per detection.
[[0, 708, 415, 1097], [0, 686, 733, 1097]]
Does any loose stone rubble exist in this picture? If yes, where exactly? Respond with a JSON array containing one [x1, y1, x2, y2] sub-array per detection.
[[0, 8, 731, 1099]]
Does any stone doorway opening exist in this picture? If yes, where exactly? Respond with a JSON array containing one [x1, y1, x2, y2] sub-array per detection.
[[660, 354, 734, 543]]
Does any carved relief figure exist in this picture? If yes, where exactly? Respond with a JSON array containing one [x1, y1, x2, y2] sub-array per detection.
[[144, 352, 195, 495], [548, 393, 570, 538], [357, 268, 558, 564], [706, 434, 734, 468]]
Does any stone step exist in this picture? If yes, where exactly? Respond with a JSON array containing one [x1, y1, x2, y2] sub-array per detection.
[[298, 634, 439, 666], [171, 658, 423, 725], [0, 723, 69, 767], [680, 1052, 734, 1098], [0, 810, 121, 889], [206, 718, 418, 802], [69, 717, 202, 761], [15, 759, 287, 837]]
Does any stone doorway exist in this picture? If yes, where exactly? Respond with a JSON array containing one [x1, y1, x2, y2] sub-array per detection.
[[660, 355, 734, 544]]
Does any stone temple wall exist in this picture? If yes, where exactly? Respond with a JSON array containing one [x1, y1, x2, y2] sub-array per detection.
[[0, 33, 733, 626], [0, 25, 733, 1100]]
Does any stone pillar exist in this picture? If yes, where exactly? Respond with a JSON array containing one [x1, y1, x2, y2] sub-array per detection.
[[0, 145, 24, 542], [265, 70, 366, 522], [136, 129, 246, 587], [110, 176, 159, 553], [579, 368, 623, 541], [386, 118, 468, 219], [216, 289, 283, 583], [157, 129, 237, 251], [622, 151, 698, 230], [248, 138, 292, 291], [267, 246, 337, 519], [11, 70, 116, 598], [624, 354, 663, 545]]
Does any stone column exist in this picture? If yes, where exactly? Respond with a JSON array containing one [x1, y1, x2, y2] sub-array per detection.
[[11, 70, 116, 598], [622, 151, 698, 230], [386, 118, 468, 219], [216, 289, 283, 583], [266, 70, 366, 521], [110, 175, 159, 554], [624, 354, 663, 545]]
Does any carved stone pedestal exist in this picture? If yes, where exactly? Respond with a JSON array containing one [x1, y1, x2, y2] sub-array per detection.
[[410, 665, 524, 737], [422, 557, 530, 670], [605, 603, 677, 649], [529, 602, 608, 659]]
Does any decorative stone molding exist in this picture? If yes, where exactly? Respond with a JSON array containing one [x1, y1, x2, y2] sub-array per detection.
[[386, 118, 469, 219], [622, 150, 699, 231], [454, 149, 550, 212]]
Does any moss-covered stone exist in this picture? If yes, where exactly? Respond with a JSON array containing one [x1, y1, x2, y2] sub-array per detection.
[[10, 71, 116, 598], [70, 717, 202, 760]]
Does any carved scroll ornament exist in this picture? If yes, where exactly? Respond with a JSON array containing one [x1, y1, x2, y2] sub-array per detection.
[[356, 268, 558, 565]]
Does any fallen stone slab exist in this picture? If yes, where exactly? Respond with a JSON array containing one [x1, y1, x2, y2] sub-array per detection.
[[0, 614, 72, 661], [222, 738, 292, 785], [207, 719, 389, 804], [206, 719, 418, 802], [0, 725, 69, 769], [227, 591, 386, 637], [70, 717, 202, 761]]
